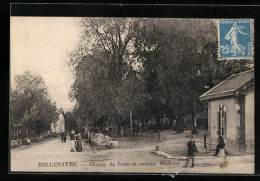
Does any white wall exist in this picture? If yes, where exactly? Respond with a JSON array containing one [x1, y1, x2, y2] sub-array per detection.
[[209, 97, 236, 139], [209, 97, 237, 152], [50, 123, 55, 132], [245, 88, 254, 153], [55, 113, 65, 133]]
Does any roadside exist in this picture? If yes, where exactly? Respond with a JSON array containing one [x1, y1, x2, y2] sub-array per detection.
[[10, 129, 254, 173], [10, 131, 63, 149]]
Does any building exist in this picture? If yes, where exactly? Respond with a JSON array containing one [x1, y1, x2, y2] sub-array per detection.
[[200, 69, 254, 155], [50, 108, 65, 134]]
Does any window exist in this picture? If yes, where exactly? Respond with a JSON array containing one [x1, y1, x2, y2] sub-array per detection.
[[218, 103, 226, 136]]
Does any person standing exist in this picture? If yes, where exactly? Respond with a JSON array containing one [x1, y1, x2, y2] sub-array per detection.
[[185, 135, 198, 167], [70, 130, 76, 152], [84, 132, 88, 143], [75, 133, 83, 152], [61, 131, 64, 143], [63, 131, 66, 143]]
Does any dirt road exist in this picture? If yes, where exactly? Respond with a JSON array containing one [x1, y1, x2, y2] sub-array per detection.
[[10, 131, 254, 174]]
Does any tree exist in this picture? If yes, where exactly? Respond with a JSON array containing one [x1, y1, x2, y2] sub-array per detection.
[[68, 18, 147, 128], [10, 71, 59, 137], [11, 71, 48, 121], [64, 111, 78, 132], [68, 18, 254, 136], [134, 19, 253, 133], [21, 98, 59, 135]]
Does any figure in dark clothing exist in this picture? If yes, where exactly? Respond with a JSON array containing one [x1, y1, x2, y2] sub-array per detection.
[[185, 136, 198, 167], [84, 132, 88, 143], [61, 131, 65, 143], [215, 135, 225, 156], [63, 132, 66, 143], [75, 133, 83, 152]]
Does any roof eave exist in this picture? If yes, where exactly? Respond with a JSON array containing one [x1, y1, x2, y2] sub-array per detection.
[[200, 76, 254, 101], [200, 69, 254, 100], [200, 90, 235, 101]]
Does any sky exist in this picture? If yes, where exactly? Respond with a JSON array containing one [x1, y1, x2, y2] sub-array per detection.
[[10, 17, 83, 112]]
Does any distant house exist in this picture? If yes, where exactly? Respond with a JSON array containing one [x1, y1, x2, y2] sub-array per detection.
[[182, 111, 208, 130], [50, 108, 65, 134], [200, 69, 254, 154]]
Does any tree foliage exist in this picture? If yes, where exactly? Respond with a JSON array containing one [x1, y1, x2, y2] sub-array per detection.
[[68, 18, 254, 133], [69, 18, 147, 125], [10, 71, 59, 137], [134, 19, 253, 129], [64, 111, 78, 132]]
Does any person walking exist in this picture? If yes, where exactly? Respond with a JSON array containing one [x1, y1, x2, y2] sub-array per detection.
[[185, 135, 198, 167]]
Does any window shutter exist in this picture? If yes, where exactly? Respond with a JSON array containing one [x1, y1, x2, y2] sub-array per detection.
[[223, 105, 227, 136], [217, 106, 221, 135]]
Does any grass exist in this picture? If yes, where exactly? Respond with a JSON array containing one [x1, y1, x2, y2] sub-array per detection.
[[11, 134, 59, 149]]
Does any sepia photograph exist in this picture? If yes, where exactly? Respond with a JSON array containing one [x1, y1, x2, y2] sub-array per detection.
[[10, 17, 254, 174]]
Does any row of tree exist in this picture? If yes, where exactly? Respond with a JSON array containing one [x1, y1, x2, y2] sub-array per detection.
[[10, 71, 59, 138], [69, 18, 253, 135]]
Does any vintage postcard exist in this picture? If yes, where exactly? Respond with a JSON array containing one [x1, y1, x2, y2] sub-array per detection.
[[10, 17, 255, 174]]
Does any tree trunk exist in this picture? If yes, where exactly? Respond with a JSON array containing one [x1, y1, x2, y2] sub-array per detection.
[[120, 126, 124, 137], [129, 109, 132, 136], [140, 123, 142, 137], [157, 114, 161, 141], [192, 113, 198, 134], [158, 130, 160, 141]]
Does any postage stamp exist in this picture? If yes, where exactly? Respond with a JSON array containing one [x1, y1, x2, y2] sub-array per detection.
[[218, 19, 253, 60]]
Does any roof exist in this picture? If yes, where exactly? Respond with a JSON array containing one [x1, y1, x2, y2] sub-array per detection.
[[200, 69, 254, 101]]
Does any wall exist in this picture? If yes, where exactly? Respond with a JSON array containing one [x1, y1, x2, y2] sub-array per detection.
[[245, 88, 254, 153], [55, 113, 65, 133], [50, 123, 55, 133], [209, 97, 238, 153]]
